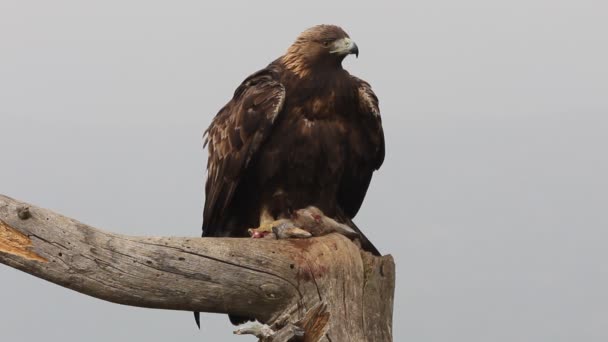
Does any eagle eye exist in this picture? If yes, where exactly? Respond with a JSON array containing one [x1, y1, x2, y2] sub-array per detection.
[[321, 40, 332, 47]]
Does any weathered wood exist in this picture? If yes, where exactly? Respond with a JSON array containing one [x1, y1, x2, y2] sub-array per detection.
[[0, 194, 394, 341]]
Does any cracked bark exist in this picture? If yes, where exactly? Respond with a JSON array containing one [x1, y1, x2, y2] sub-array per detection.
[[0, 194, 395, 341]]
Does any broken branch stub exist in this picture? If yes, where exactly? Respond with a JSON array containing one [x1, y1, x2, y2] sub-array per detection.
[[0, 194, 394, 341]]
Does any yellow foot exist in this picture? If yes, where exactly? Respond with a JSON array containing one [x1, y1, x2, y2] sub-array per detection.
[[248, 219, 287, 239], [248, 222, 274, 238]]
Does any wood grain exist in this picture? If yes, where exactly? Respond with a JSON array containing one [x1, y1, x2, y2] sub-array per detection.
[[0, 194, 394, 341]]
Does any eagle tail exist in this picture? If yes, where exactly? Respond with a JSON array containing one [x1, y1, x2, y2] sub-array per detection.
[[194, 312, 200, 329], [337, 211, 381, 256]]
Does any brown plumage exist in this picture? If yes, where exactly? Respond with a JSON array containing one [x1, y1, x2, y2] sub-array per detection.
[[195, 24, 385, 328], [202, 24, 385, 252]]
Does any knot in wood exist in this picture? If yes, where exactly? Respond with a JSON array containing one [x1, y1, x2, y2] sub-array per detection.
[[17, 206, 31, 220], [260, 283, 282, 299]]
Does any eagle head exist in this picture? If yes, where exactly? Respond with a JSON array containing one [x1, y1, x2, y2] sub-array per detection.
[[282, 25, 359, 77]]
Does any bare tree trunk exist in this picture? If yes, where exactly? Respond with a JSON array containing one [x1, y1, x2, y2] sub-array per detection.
[[0, 194, 394, 341]]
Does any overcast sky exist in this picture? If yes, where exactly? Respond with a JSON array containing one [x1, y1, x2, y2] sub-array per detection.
[[1, 1, 607, 341]]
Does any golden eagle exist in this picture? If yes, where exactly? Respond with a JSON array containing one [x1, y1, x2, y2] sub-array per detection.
[[202, 24, 384, 252], [196, 24, 385, 327]]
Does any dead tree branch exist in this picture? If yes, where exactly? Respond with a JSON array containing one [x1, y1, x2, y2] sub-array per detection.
[[0, 194, 394, 341]]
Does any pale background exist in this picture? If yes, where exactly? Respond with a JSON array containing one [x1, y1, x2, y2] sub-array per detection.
[[1, 1, 607, 341]]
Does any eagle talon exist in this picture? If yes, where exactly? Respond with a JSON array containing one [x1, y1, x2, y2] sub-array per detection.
[[249, 229, 272, 239], [248, 219, 288, 239]]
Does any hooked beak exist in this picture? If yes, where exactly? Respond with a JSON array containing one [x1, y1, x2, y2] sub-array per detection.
[[330, 37, 359, 58]]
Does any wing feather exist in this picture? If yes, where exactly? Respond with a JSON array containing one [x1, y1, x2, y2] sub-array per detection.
[[355, 77, 385, 169], [338, 77, 385, 219], [202, 69, 285, 236]]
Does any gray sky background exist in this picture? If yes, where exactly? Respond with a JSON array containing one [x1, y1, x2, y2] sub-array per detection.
[[1, 1, 607, 341]]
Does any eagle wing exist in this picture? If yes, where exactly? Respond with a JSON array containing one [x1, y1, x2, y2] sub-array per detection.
[[202, 69, 285, 237], [338, 77, 385, 219]]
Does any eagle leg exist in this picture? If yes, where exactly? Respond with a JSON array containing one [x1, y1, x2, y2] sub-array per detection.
[[248, 206, 275, 238], [247, 219, 279, 238]]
